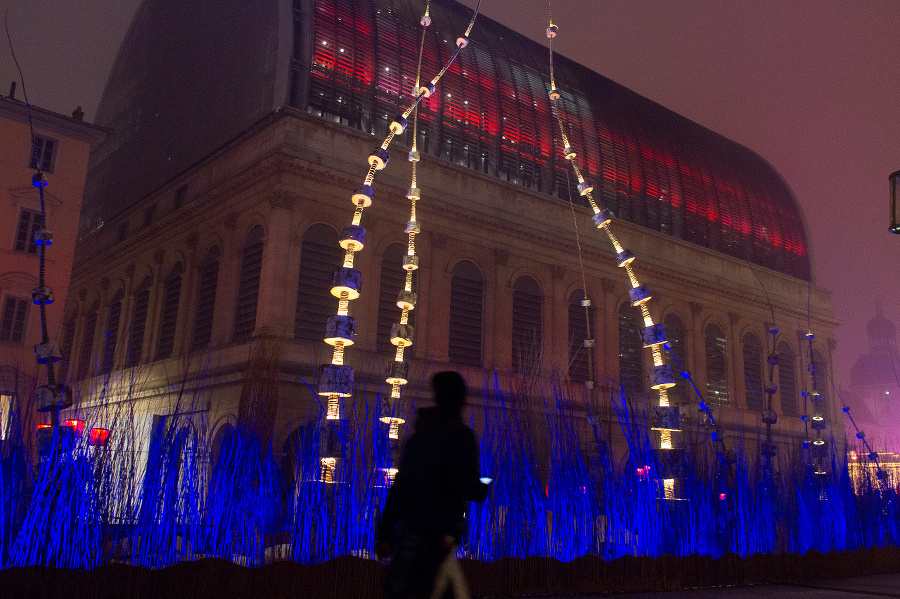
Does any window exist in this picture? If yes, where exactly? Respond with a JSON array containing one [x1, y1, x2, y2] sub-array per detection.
[[742, 333, 763, 411], [234, 226, 264, 342], [126, 278, 152, 367], [157, 264, 183, 359], [618, 302, 644, 395], [13, 209, 41, 254], [77, 306, 98, 379], [29, 135, 56, 173], [192, 246, 220, 349], [295, 225, 342, 341], [568, 290, 594, 383], [663, 313, 688, 404], [377, 244, 417, 354], [512, 276, 542, 374], [778, 341, 798, 416], [448, 261, 484, 367], [705, 323, 729, 403], [0, 296, 28, 344], [102, 291, 124, 374]]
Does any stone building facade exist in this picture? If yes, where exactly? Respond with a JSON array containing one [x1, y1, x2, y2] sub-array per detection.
[[65, 0, 840, 461]]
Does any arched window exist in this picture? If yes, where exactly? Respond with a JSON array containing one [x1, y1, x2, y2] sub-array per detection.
[[663, 313, 688, 404], [126, 277, 152, 367], [448, 260, 483, 367], [705, 322, 729, 403], [295, 224, 342, 341], [512, 276, 542, 373], [811, 349, 830, 413], [618, 302, 644, 395], [102, 290, 124, 374], [192, 246, 220, 350], [233, 226, 264, 342], [157, 263, 183, 359], [742, 332, 763, 411], [377, 244, 416, 354], [778, 341, 798, 416], [568, 290, 595, 383], [77, 304, 98, 379]]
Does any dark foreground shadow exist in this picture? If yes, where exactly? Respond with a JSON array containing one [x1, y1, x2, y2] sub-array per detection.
[[2, 547, 899, 598]]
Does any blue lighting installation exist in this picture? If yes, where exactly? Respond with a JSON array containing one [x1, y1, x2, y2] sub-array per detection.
[[0, 373, 898, 570]]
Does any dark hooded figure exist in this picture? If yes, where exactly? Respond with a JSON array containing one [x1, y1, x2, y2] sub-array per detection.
[[376, 371, 489, 599]]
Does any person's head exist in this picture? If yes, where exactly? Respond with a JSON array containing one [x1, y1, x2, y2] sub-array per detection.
[[432, 371, 467, 413]]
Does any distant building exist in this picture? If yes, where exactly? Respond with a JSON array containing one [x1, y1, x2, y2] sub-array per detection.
[[0, 92, 106, 435], [68, 0, 840, 463], [845, 305, 900, 447]]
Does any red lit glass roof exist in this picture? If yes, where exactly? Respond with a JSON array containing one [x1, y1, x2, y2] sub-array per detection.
[[303, 0, 810, 280]]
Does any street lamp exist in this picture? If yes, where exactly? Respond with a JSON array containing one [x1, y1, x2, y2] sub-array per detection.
[[891, 170, 900, 234]]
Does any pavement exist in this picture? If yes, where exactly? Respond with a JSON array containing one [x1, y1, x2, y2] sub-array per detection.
[[531, 572, 900, 598]]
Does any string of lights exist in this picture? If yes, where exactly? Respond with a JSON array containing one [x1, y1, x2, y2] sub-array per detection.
[[543, 9, 744, 495], [544, 14, 679, 449], [316, 0, 481, 481], [376, 1, 433, 483], [5, 13, 72, 448]]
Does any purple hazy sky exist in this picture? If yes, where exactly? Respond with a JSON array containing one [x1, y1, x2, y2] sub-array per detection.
[[2, 0, 897, 389]]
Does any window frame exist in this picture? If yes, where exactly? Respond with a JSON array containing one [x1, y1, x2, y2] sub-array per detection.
[[28, 135, 57, 173], [0, 295, 29, 344], [13, 208, 41, 255]]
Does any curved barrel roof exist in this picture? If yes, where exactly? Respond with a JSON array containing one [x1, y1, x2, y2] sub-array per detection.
[[86, 0, 810, 280]]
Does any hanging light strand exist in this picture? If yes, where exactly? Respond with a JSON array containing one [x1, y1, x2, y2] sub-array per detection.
[[544, 12, 679, 456], [379, 0, 433, 442], [5, 15, 70, 435], [316, 0, 480, 478]]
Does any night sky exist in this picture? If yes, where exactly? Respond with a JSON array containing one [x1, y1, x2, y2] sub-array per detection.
[[2, 0, 898, 390]]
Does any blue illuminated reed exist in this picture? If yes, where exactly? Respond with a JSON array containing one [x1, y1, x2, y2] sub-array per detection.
[[0, 369, 898, 570]]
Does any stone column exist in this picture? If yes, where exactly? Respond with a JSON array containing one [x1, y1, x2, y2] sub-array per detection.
[[598, 277, 619, 384], [489, 248, 512, 372], [254, 191, 296, 338]]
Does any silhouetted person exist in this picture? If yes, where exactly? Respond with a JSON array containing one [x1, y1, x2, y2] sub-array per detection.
[[376, 371, 488, 599]]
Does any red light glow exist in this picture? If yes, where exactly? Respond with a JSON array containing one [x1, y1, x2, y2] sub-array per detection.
[[89, 428, 110, 447], [64, 419, 85, 436]]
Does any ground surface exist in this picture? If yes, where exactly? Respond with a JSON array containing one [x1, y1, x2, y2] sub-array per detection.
[[531, 572, 900, 598]]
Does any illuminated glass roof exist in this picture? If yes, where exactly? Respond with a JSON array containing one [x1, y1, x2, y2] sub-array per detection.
[[87, 0, 809, 280], [301, 0, 810, 280]]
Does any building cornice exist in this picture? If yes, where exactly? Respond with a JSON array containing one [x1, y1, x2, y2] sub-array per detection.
[[0, 97, 109, 148]]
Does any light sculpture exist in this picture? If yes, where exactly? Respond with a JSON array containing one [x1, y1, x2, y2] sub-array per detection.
[[377, 4, 435, 445], [804, 331, 828, 476], [316, 0, 481, 480], [761, 325, 780, 465], [542, 17, 679, 456], [11, 75, 75, 451]]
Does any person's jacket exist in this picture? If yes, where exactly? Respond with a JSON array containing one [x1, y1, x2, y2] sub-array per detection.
[[376, 406, 488, 543]]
